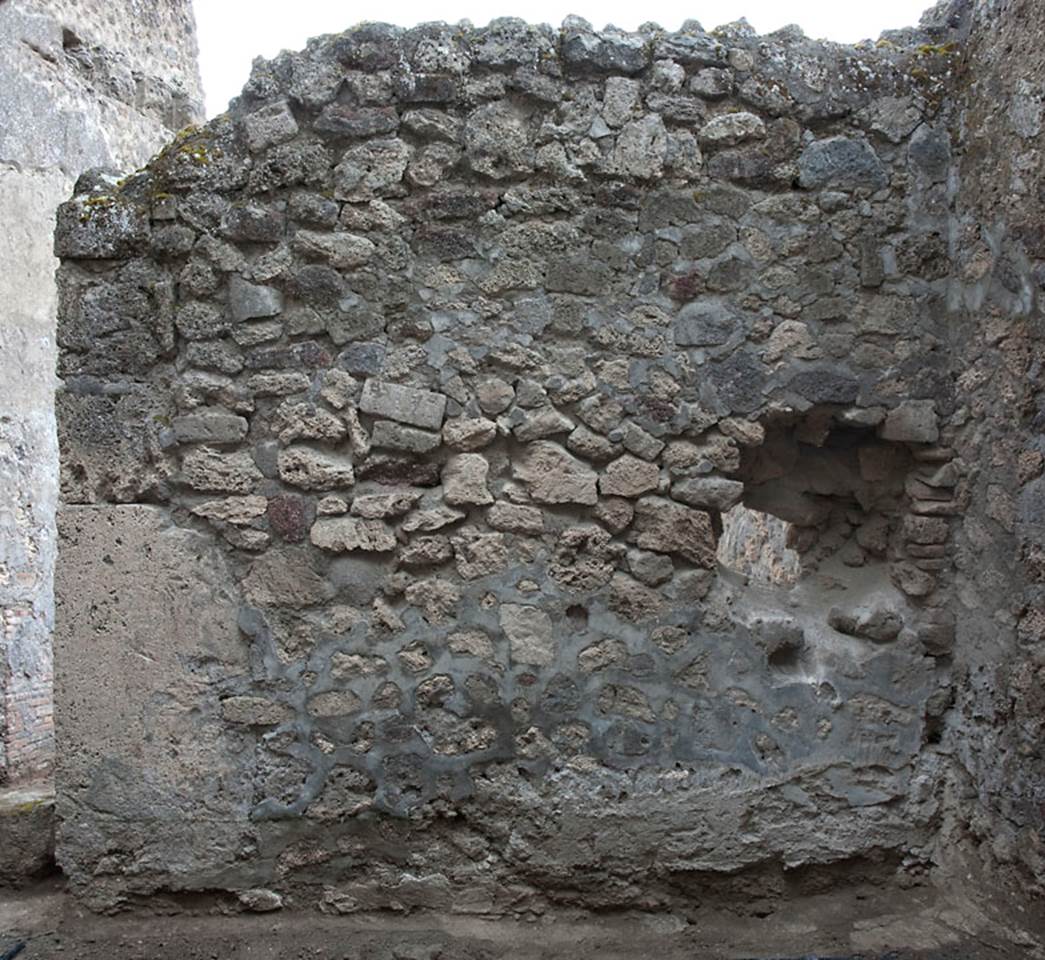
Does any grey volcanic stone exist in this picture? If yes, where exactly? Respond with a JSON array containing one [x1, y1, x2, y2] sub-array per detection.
[[229, 276, 283, 322], [359, 379, 447, 429], [674, 300, 741, 347], [671, 477, 744, 510], [798, 136, 888, 191]]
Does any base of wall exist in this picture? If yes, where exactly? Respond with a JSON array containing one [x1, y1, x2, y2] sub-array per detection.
[[0, 872, 1042, 959]]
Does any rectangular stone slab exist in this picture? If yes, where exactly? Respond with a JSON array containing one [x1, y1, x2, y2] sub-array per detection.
[[359, 379, 447, 430]]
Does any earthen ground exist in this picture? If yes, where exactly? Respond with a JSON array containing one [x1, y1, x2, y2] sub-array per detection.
[[2, 878, 1043, 960]]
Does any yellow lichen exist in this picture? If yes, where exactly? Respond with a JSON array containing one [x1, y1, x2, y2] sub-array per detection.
[[916, 42, 959, 57]]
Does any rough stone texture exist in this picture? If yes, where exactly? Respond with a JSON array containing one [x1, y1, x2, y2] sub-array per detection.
[[941, 0, 1045, 903], [0, 783, 55, 886], [55, 506, 250, 909], [49, 3, 1044, 919], [0, 0, 202, 787]]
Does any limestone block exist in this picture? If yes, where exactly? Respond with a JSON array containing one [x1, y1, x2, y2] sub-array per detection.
[[55, 506, 251, 907], [310, 516, 396, 552], [501, 603, 555, 665]]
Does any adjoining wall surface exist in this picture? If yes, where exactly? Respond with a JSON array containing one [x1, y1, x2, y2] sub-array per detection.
[[52, 4, 1042, 914], [0, 0, 202, 785], [941, 0, 1045, 892]]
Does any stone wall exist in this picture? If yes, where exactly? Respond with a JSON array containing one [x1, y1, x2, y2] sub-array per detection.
[[0, 0, 202, 784], [51, 4, 1043, 913], [941, 0, 1045, 895]]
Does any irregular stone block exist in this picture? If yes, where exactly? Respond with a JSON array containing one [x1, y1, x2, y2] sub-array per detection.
[[310, 516, 395, 552], [401, 505, 467, 533], [266, 494, 314, 542], [443, 417, 497, 451], [359, 378, 447, 429], [562, 25, 651, 74], [278, 445, 355, 490], [242, 99, 299, 151], [229, 276, 283, 322], [401, 534, 453, 567], [487, 501, 544, 534], [501, 603, 555, 665], [880, 400, 939, 444], [620, 422, 666, 461], [568, 424, 622, 462], [173, 411, 249, 444], [798, 136, 888, 191], [654, 32, 728, 66], [292, 229, 375, 268], [452, 530, 510, 579], [674, 299, 740, 347], [351, 490, 424, 518], [476, 377, 514, 414], [315, 104, 399, 137], [612, 114, 669, 180], [307, 690, 362, 717], [464, 102, 535, 179], [333, 139, 411, 200], [599, 454, 660, 498], [55, 197, 150, 259], [633, 496, 717, 567], [670, 477, 745, 511], [828, 605, 903, 643], [443, 453, 493, 506], [698, 112, 766, 146], [372, 420, 442, 454], [513, 441, 598, 505], [627, 548, 674, 587], [181, 447, 262, 493], [787, 368, 860, 405], [689, 67, 734, 98], [514, 407, 575, 442], [191, 495, 268, 524], [220, 696, 293, 725]]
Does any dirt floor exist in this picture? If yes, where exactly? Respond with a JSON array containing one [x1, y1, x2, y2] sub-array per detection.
[[1, 877, 1043, 960]]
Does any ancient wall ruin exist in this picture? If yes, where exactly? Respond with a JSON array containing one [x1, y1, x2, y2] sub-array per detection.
[[0, 0, 203, 786], [51, 0, 1044, 914]]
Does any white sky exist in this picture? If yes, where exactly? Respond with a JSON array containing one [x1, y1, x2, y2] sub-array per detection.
[[196, 0, 929, 117]]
